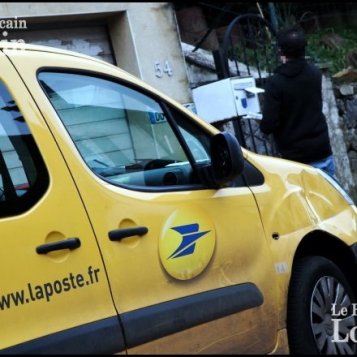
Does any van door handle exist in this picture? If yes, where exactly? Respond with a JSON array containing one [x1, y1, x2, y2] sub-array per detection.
[[108, 227, 148, 241], [36, 237, 81, 254]]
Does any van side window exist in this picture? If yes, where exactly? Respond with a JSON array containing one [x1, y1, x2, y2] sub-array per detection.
[[38, 72, 211, 190], [0, 81, 49, 218]]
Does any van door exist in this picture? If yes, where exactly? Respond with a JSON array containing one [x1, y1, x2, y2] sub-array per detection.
[[0, 52, 123, 353], [10, 49, 279, 354]]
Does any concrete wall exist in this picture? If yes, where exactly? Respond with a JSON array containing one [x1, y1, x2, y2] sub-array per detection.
[[0, 2, 191, 103]]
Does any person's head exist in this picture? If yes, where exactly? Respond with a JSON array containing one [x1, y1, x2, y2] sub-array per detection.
[[277, 25, 307, 60]]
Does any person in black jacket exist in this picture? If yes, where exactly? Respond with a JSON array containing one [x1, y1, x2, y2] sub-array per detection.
[[260, 25, 336, 177]]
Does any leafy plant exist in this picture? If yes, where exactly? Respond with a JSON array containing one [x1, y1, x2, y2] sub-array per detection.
[[306, 26, 357, 74]]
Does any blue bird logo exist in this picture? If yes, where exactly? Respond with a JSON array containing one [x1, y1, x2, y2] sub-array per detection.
[[168, 223, 210, 259]]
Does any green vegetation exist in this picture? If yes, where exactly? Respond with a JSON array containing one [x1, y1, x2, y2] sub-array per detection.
[[266, 3, 357, 74], [306, 26, 357, 74], [226, 4, 357, 77]]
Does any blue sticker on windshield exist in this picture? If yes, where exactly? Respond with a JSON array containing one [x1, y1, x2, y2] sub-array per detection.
[[149, 111, 167, 124]]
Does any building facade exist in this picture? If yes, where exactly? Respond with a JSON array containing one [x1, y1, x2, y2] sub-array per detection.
[[0, 2, 192, 104]]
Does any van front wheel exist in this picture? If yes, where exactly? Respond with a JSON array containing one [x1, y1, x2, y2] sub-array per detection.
[[287, 256, 357, 355]]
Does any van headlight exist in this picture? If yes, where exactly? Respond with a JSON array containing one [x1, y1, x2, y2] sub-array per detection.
[[317, 169, 355, 206]]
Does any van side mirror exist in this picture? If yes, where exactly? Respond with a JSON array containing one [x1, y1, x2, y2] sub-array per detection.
[[197, 131, 244, 188], [211, 131, 244, 186]]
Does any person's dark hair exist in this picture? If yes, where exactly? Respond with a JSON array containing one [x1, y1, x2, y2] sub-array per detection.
[[277, 25, 307, 59]]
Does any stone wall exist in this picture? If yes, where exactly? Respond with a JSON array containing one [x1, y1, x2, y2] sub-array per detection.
[[333, 82, 357, 199], [320, 75, 355, 200]]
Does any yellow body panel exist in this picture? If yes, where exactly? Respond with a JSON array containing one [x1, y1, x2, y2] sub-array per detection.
[[245, 151, 357, 330], [0, 51, 118, 349]]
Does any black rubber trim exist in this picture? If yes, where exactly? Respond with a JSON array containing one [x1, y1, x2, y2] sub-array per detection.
[[0, 316, 125, 354], [121, 282, 263, 348], [350, 242, 357, 264], [1, 283, 263, 353], [242, 160, 265, 186]]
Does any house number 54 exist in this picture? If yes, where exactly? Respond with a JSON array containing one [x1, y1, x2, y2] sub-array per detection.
[[154, 61, 173, 78]]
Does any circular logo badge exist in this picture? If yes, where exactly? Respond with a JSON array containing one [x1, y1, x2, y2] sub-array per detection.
[[159, 207, 216, 280]]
